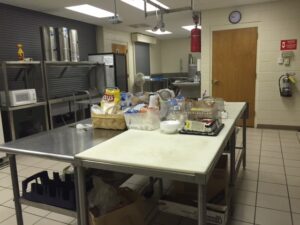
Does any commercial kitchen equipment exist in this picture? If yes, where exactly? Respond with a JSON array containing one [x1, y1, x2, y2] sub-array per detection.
[[0, 61, 49, 141], [40, 26, 58, 61], [0, 89, 37, 107], [57, 27, 70, 61], [88, 53, 128, 91], [42, 61, 104, 129], [69, 29, 80, 62]]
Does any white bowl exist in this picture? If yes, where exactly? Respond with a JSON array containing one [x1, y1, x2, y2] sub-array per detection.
[[160, 120, 181, 134]]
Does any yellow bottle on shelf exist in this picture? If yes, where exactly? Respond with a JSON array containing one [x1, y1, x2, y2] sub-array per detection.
[[17, 44, 24, 61]]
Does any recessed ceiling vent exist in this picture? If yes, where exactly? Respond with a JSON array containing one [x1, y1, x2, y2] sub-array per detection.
[[129, 23, 151, 29]]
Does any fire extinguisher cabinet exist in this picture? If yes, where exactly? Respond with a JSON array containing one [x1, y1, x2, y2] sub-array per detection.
[[191, 28, 201, 52]]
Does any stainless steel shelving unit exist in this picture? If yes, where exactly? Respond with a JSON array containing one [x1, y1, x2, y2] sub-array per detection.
[[42, 61, 104, 129], [0, 61, 49, 141]]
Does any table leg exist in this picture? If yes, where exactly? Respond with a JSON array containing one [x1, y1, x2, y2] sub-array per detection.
[[158, 178, 164, 197], [230, 130, 236, 186], [76, 165, 88, 225], [73, 166, 82, 225], [8, 154, 23, 225], [242, 106, 247, 169], [198, 184, 207, 225]]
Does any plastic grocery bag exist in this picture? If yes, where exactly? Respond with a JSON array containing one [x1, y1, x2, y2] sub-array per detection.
[[88, 176, 126, 216]]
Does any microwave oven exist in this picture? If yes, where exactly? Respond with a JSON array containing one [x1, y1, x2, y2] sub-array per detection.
[[0, 89, 37, 106]]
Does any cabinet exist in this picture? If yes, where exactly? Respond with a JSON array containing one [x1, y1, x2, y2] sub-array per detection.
[[0, 61, 49, 141], [43, 61, 104, 129]]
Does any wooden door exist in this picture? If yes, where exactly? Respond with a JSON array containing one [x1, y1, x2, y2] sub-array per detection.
[[112, 43, 127, 54], [212, 27, 257, 127]]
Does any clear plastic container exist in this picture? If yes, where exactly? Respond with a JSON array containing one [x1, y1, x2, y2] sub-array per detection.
[[124, 110, 160, 131]]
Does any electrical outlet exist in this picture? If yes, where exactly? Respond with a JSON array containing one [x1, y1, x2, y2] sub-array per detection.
[[277, 57, 284, 64]]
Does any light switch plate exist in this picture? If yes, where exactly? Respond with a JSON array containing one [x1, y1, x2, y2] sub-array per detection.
[[277, 57, 284, 64]]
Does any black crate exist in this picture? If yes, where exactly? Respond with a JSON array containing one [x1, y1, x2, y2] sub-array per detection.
[[22, 171, 76, 210]]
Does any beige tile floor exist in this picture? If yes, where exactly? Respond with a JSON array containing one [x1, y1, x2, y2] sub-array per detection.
[[0, 128, 299, 225]]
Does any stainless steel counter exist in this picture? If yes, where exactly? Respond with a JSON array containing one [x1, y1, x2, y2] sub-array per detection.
[[0, 119, 124, 225], [0, 119, 123, 162]]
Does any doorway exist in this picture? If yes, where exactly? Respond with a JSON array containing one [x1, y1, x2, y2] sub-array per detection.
[[212, 27, 257, 127], [112, 43, 128, 54]]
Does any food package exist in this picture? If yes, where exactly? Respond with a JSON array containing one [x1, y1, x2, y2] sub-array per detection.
[[101, 88, 121, 114]]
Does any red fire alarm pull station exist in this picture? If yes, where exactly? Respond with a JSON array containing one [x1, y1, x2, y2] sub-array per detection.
[[281, 39, 297, 51]]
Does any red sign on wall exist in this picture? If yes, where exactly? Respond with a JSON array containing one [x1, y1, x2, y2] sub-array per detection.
[[281, 39, 297, 51]]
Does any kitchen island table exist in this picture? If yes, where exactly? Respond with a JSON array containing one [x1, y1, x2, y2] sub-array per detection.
[[76, 102, 248, 225]]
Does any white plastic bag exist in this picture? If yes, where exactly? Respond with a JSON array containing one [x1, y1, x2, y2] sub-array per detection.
[[88, 176, 125, 216]]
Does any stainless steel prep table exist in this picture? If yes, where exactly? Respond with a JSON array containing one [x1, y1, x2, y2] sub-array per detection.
[[0, 119, 123, 225], [76, 102, 248, 225]]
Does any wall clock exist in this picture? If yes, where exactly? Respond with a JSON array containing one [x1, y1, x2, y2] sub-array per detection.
[[229, 11, 242, 24]]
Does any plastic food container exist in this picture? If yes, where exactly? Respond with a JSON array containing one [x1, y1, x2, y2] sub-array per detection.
[[124, 110, 160, 131], [160, 120, 181, 134]]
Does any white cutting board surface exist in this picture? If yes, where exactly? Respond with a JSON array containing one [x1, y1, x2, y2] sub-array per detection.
[[76, 102, 245, 175]]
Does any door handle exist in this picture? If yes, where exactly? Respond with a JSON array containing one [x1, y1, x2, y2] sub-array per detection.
[[212, 79, 220, 85]]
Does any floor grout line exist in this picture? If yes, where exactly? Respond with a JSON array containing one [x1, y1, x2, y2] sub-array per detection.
[[279, 131, 295, 225], [252, 129, 263, 225]]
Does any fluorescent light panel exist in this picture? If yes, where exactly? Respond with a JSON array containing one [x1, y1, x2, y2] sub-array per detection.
[[182, 25, 202, 31], [121, 0, 169, 12], [146, 30, 172, 35], [66, 4, 114, 18]]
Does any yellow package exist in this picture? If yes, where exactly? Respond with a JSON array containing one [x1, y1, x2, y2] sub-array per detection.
[[101, 88, 121, 113]]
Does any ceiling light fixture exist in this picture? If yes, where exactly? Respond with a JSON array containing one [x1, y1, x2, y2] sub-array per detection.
[[121, 0, 169, 12], [182, 25, 202, 31], [65, 4, 114, 18], [146, 30, 172, 35]]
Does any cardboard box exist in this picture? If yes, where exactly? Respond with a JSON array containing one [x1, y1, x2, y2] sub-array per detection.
[[159, 199, 228, 225], [89, 188, 146, 225], [172, 154, 228, 203], [159, 155, 229, 225]]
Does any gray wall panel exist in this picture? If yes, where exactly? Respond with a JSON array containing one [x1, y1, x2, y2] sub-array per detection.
[[0, 3, 100, 99], [0, 3, 97, 61]]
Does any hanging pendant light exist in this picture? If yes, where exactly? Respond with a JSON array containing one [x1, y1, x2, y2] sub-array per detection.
[[191, 13, 201, 52]]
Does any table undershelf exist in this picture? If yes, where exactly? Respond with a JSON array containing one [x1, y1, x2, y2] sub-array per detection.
[[20, 198, 77, 218]]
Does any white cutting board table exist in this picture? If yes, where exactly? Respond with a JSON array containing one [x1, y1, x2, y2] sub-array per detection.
[[76, 102, 246, 183]]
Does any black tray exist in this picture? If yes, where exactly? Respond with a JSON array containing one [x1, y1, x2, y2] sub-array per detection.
[[22, 171, 76, 210], [179, 123, 225, 136]]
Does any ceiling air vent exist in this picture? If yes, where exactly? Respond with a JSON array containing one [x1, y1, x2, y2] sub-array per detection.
[[129, 23, 151, 29]]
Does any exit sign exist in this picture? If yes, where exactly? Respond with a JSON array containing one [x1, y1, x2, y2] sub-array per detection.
[[281, 39, 297, 51]]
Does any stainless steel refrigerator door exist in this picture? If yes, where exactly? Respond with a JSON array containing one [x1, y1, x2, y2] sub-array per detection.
[[105, 66, 116, 88], [88, 55, 116, 88]]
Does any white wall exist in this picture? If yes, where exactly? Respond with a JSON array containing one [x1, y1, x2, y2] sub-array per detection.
[[201, 0, 300, 127], [96, 27, 163, 88], [160, 38, 201, 73], [150, 40, 161, 74]]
